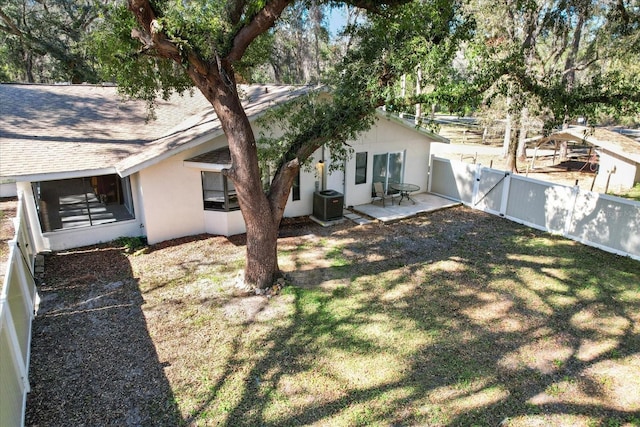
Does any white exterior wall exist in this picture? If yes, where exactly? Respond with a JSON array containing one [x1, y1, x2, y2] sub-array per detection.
[[284, 152, 323, 218], [203, 210, 246, 236], [596, 150, 638, 191], [342, 116, 433, 207], [0, 181, 17, 198], [138, 127, 323, 240], [139, 137, 229, 244]]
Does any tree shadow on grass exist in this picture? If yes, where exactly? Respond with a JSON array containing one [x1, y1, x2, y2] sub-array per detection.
[[25, 246, 182, 426], [185, 208, 640, 426], [27, 208, 640, 426]]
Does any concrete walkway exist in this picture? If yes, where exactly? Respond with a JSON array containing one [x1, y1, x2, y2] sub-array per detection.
[[352, 192, 461, 223]]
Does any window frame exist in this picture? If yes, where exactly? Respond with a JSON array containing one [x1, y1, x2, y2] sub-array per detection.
[[202, 171, 240, 212], [355, 152, 367, 185], [292, 169, 301, 201]]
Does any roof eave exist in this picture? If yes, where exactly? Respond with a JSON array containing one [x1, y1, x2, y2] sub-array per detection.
[[116, 129, 226, 177], [5, 167, 117, 182], [377, 110, 451, 143], [115, 91, 308, 176]]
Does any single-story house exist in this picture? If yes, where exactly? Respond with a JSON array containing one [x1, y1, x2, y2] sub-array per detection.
[[0, 83, 447, 252], [533, 126, 640, 191]]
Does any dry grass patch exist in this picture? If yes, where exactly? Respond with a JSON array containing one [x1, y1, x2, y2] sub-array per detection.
[[25, 207, 640, 427]]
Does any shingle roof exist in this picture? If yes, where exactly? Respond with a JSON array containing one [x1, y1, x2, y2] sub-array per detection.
[[0, 83, 313, 180], [185, 147, 232, 165]]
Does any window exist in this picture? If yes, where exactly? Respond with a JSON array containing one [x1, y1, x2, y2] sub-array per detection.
[[33, 175, 135, 232], [372, 151, 405, 196], [202, 171, 240, 211], [292, 170, 301, 201], [355, 152, 367, 185]]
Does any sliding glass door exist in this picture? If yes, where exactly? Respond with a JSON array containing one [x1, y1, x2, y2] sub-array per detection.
[[372, 151, 405, 195]]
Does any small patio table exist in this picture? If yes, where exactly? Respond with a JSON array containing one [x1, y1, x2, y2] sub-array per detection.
[[389, 182, 420, 205]]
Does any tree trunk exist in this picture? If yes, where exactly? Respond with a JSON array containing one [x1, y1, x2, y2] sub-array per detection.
[[126, 0, 300, 289], [505, 127, 520, 173], [516, 107, 528, 161], [502, 109, 512, 158], [195, 79, 290, 289], [415, 65, 422, 124], [559, 4, 586, 162], [24, 50, 34, 83]]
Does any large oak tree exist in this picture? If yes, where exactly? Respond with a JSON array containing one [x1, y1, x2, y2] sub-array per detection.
[[95, 0, 461, 289]]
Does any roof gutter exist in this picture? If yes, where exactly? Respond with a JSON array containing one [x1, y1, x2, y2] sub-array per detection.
[[4, 167, 117, 182]]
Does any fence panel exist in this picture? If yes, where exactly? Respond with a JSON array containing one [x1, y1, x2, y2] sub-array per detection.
[[430, 157, 476, 204], [430, 156, 640, 261], [1, 323, 24, 427], [505, 176, 575, 234], [567, 191, 640, 257], [475, 168, 508, 214], [0, 193, 38, 427]]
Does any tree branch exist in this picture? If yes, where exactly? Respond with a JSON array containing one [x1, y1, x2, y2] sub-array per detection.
[[227, 0, 290, 63], [0, 8, 23, 36], [562, 54, 599, 77], [127, 0, 211, 77], [341, 0, 412, 11], [227, 0, 246, 26]]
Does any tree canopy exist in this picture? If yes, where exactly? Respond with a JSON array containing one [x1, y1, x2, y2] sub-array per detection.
[[414, 0, 640, 130], [3, 0, 639, 286], [0, 0, 104, 83]]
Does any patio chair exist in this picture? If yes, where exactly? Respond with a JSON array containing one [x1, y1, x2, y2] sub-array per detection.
[[373, 182, 392, 207]]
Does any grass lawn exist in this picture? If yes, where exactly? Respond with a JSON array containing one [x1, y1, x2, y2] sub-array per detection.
[[26, 206, 640, 426], [612, 184, 640, 202]]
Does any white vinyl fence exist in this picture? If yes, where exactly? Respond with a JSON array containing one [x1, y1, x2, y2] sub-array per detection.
[[1, 193, 39, 427], [429, 156, 640, 261]]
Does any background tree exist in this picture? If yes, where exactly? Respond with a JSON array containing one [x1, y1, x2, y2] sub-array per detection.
[[0, 0, 106, 83], [258, 2, 330, 84], [93, 0, 465, 290], [418, 0, 640, 171]]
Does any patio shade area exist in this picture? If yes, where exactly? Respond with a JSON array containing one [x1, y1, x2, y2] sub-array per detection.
[[353, 192, 460, 223]]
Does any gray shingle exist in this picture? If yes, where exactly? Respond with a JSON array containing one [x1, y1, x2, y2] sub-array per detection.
[[0, 84, 313, 179]]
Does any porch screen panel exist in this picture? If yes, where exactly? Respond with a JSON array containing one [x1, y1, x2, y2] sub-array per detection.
[[121, 176, 135, 216]]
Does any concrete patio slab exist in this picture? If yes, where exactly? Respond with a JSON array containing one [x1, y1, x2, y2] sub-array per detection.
[[352, 192, 461, 223]]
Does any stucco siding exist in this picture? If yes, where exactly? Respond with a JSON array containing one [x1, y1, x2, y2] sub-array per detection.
[[204, 210, 245, 236], [139, 143, 214, 244], [343, 117, 432, 207]]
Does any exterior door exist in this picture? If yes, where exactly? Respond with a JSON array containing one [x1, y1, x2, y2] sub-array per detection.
[[372, 151, 405, 195]]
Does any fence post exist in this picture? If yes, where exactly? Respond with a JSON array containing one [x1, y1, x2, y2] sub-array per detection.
[[563, 185, 580, 237], [499, 173, 512, 217], [471, 163, 482, 206]]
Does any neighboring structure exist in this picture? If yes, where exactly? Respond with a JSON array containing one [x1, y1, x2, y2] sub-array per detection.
[[0, 83, 447, 252], [533, 126, 640, 191]]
